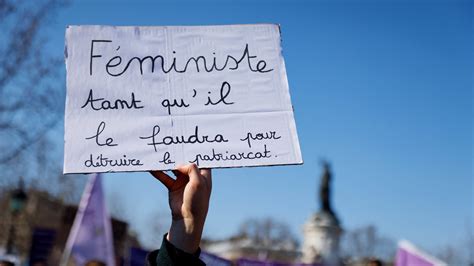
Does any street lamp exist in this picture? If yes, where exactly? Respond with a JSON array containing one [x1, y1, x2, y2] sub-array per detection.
[[5, 178, 27, 255]]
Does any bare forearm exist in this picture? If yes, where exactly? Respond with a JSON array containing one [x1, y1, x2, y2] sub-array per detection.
[[167, 218, 204, 253]]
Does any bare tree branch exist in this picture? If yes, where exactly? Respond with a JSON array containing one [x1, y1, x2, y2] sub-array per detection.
[[0, 0, 15, 21], [0, 116, 60, 163], [0, 0, 67, 167], [238, 217, 299, 249], [341, 224, 395, 261]]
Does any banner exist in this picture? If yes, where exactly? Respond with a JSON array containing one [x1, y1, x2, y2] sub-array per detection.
[[61, 174, 115, 266], [237, 258, 321, 266], [29, 228, 56, 265], [200, 251, 233, 266], [395, 240, 446, 266], [64, 24, 303, 174], [128, 247, 149, 266]]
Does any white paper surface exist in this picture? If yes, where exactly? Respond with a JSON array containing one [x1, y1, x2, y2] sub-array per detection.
[[64, 24, 303, 174]]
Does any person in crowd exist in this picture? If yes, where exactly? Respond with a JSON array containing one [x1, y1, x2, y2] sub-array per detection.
[[0, 260, 14, 266], [31, 260, 48, 266], [147, 163, 212, 266], [367, 257, 383, 266], [85, 260, 106, 266]]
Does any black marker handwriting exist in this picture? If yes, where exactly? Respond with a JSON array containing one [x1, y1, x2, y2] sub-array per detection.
[[90, 40, 112, 75], [159, 152, 175, 165], [85, 121, 118, 147], [81, 89, 144, 111], [240, 131, 281, 148], [162, 98, 189, 115], [205, 81, 234, 106], [84, 154, 143, 167], [89, 41, 273, 76], [190, 145, 271, 165], [139, 125, 228, 152]]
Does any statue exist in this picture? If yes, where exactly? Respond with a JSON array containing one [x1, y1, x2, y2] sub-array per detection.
[[319, 161, 333, 215], [302, 160, 342, 264]]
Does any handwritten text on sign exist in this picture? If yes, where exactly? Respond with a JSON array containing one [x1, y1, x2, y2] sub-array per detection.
[[64, 24, 302, 174]]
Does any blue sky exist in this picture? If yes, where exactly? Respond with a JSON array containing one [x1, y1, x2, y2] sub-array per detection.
[[50, 0, 472, 254]]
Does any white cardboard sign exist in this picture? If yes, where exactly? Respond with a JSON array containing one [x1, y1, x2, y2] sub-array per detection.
[[64, 24, 302, 174]]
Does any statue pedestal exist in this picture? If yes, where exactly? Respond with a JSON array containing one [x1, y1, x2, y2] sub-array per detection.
[[301, 211, 342, 265]]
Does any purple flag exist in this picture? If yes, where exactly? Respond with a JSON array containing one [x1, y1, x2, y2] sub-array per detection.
[[237, 258, 289, 266], [236, 258, 321, 266], [200, 251, 233, 266], [61, 174, 115, 266], [395, 240, 446, 266], [128, 247, 149, 266]]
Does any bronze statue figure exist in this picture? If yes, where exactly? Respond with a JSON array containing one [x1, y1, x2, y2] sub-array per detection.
[[319, 161, 333, 214]]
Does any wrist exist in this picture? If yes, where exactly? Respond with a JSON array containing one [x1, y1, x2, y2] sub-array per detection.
[[167, 218, 204, 253]]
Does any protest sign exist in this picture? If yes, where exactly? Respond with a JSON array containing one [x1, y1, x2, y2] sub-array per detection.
[[64, 24, 302, 174]]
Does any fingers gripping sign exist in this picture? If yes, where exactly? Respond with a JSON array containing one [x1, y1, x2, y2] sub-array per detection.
[[150, 164, 211, 193], [150, 170, 176, 190]]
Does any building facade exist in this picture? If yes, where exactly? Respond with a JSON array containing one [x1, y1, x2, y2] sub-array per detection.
[[0, 189, 140, 265]]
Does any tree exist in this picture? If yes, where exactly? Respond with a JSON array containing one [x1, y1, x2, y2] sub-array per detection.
[[435, 222, 474, 266], [0, 0, 67, 181], [341, 224, 395, 261], [237, 217, 299, 250]]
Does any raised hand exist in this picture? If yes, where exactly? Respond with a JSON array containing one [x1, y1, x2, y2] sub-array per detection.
[[150, 163, 212, 253]]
